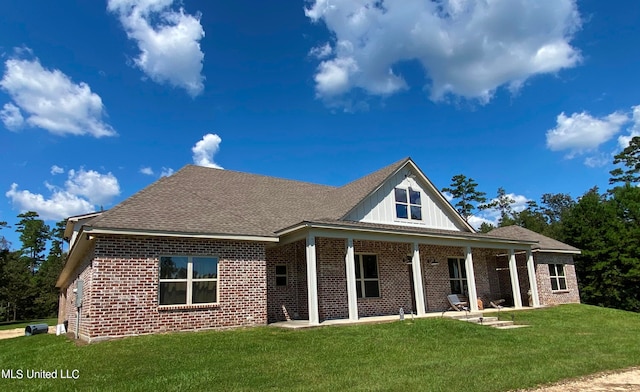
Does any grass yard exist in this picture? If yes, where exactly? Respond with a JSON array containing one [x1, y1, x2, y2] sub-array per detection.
[[0, 318, 57, 331], [1, 304, 640, 391]]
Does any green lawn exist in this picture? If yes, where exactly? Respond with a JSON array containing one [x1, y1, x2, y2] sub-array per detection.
[[1, 304, 639, 391], [0, 318, 57, 331]]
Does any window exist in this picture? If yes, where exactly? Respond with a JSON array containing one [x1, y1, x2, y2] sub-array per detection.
[[394, 187, 422, 220], [448, 257, 467, 295], [275, 265, 287, 287], [159, 256, 218, 305], [548, 264, 567, 291], [355, 254, 380, 298]]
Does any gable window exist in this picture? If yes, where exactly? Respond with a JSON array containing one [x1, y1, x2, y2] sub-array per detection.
[[159, 256, 218, 305], [448, 257, 467, 295], [275, 265, 287, 287], [355, 254, 380, 298], [394, 187, 422, 220], [548, 264, 567, 291]]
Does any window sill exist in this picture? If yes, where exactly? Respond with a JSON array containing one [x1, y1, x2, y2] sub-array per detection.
[[552, 290, 570, 294], [158, 303, 220, 311]]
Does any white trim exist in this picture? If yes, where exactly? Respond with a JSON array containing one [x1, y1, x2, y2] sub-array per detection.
[[277, 223, 536, 250], [411, 243, 426, 316], [306, 233, 319, 325], [465, 246, 479, 312], [345, 238, 358, 321], [508, 249, 523, 308], [354, 254, 381, 298], [158, 256, 219, 306], [526, 249, 540, 307], [84, 227, 279, 243], [533, 249, 581, 255]]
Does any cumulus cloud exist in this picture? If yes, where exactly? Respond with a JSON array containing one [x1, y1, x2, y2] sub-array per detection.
[[305, 0, 582, 105], [546, 111, 629, 157], [618, 105, 640, 149], [309, 43, 333, 59], [108, 0, 205, 97], [192, 133, 223, 169], [140, 166, 154, 175], [468, 193, 529, 229], [0, 55, 116, 137], [65, 168, 121, 205], [6, 167, 120, 221], [50, 165, 64, 175], [0, 103, 24, 131], [160, 167, 174, 177]]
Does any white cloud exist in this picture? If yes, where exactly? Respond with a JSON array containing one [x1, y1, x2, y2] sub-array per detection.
[[65, 168, 120, 205], [618, 105, 640, 149], [192, 133, 223, 169], [140, 166, 154, 175], [305, 0, 581, 104], [546, 111, 629, 157], [469, 193, 529, 228], [583, 154, 609, 168], [0, 56, 116, 137], [108, 0, 205, 97], [160, 167, 174, 177], [6, 184, 95, 221], [309, 43, 333, 59], [0, 103, 24, 131], [50, 165, 64, 175], [6, 168, 121, 221]]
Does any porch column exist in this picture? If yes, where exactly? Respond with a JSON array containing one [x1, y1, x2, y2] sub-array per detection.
[[526, 249, 540, 307], [306, 234, 320, 325], [345, 237, 358, 321], [508, 249, 523, 308], [465, 246, 479, 312], [411, 242, 426, 316]]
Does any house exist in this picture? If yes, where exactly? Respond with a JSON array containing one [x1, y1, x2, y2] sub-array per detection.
[[56, 158, 580, 342]]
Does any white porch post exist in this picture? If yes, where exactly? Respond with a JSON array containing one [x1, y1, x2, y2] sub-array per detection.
[[345, 237, 358, 321], [465, 246, 479, 312], [526, 249, 540, 307], [306, 233, 320, 325], [508, 249, 523, 308], [411, 242, 426, 316]]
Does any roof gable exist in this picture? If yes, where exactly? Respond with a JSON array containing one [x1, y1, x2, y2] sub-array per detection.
[[341, 159, 474, 232]]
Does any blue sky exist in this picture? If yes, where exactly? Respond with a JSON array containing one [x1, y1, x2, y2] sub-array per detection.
[[1, 0, 639, 248]]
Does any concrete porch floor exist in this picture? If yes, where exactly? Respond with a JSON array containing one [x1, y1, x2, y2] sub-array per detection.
[[270, 306, 540, 329]]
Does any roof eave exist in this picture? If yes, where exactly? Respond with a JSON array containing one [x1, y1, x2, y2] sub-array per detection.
[[532, 248, 581, 255], [84, 227, 280, 243]]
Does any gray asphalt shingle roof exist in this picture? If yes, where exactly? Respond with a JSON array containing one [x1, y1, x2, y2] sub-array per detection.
[[486, 225, 580, 252], [87, 158, 410, 237]]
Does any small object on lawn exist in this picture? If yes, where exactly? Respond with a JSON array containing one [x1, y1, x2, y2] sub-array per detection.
[[56, 323, 67, 336], [25, 323, 49, 336], [399, 307, 404, 321]]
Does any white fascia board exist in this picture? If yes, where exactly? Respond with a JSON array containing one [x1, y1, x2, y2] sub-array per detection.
[[533, 248, 581, 255], [278, 223, 536, 250], [56, 231, 93, 288], [84, 227, 279, 243]]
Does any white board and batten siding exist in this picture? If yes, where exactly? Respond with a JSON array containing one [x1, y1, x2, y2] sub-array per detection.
[[345, 168, 467, 231]]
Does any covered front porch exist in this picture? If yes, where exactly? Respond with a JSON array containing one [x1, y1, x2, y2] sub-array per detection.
[[266, 222, 540, 326]]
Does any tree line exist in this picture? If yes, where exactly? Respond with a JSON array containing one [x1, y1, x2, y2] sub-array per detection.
[[443, 137, 640, 312], [0, 212, 65, 321]]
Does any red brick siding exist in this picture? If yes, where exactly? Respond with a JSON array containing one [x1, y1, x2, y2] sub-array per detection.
[[317, 238, 349, 320], [58, 248, 94, 339], [266, 240, 306, 322], [420, 245, 465, 311], [535, 253, 580, 305], [61, 235, 267, 342], [352, 240, 413, 317]]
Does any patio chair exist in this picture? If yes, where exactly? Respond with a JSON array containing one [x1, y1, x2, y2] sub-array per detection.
[[489, 299, 506, 309], [447, 294, 469, 311]]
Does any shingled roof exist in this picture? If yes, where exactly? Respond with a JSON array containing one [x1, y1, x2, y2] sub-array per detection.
[[86, 158, 410, 238], [486, 225, 580, 253]]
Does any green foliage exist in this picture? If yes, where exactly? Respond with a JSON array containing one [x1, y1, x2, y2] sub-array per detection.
[[1, 305, 640, 392], [15, 211, 51, 273], [562, 186, 640, 312], [609, 136, 640, 186], [441, 174, 487, 218], [481, 187, 516, 227], [478, 222, 495, 233]]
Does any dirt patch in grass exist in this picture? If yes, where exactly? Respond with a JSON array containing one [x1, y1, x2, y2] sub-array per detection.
[[524, 367, 640, 391], [0, 326, 56, 340]]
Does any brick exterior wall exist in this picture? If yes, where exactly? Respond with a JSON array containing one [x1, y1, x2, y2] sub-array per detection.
[[58, 235, 267, 342], [59, 248, 94, 340], [534, 253, 580, 305], [266, 240, 306, 322]]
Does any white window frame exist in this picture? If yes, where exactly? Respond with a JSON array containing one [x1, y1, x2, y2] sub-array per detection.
[[275, 264, 288, 287], [548, 263, 567, 291], [394, 187, 423, 221], [159, 256, 219, 306], [448, 257, 467, 295], [355, 253, 380, 298]]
